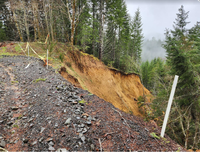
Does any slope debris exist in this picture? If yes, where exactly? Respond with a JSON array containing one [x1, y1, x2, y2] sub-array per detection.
[[0, 56, 184, 151], [61, 50, 151, 116]]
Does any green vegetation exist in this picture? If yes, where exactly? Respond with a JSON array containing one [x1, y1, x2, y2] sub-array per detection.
[[11, 81, 19, 84], [1, 0, 200, 150], [33, 78, 47, 83], [14, 45, 21, 52], [150, 132, 160, 139], [1, 47, 6, 52], [18, 115, 22, 119], [141, 6, 200, 150], [13, 124, 19, 128], [59, 53, 64, 62], [79, 99, 86, 104]]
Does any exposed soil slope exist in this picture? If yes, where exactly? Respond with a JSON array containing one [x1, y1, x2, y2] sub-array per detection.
[[60, 50, 151, 116], [0, 56, 184, 151]]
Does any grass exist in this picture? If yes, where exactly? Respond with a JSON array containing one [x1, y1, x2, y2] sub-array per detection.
[[1, 47, 6, 52], [15, 45, 21, 52], [33, 78, 47, 83], [0, 42, 66, 72]]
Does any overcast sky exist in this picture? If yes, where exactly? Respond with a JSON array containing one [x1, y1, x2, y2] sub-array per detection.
[[125, 0, 200, 40]]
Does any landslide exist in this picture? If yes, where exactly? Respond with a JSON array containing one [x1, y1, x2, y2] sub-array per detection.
[[0, 55, 184, 151], [60, 50, 151, 116], [0, 42, 151, 116]]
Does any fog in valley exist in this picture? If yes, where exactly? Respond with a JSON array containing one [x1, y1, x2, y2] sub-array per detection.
[[125, 0, 200, 62], [141, 38, 166, 62]]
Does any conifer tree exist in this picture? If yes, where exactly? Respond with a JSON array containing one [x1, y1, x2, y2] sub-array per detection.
[[129, 8, 143, 63], [162, 5, 200, 149]]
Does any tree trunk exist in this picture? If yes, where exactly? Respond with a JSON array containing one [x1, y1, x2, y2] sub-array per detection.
[[49, 0, 54, 41], [70, 0, 76, 45], [43, 0, 50, 38], [99, 0, 104, 60], [92, 0, 96, 55], [22, 1, 30, 41], [13, 11, 23, 42], [31, 0, 41, 41]]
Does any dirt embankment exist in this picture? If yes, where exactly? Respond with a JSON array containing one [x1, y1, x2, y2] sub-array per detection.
[[60, 50, 151, 116]]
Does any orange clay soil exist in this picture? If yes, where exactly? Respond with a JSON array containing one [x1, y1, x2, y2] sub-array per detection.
[[60, 50, 152, 117]]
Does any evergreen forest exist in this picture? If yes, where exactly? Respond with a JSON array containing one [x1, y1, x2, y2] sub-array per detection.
[[0, 0, 200, 150]]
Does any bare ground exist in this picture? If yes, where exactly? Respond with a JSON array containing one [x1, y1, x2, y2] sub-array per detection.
[[0, 55, 185, 151]]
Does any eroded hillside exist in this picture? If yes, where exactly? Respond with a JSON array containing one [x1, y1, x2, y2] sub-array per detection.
[[0, 42, 151, 116], [60, 50, 151, 116]]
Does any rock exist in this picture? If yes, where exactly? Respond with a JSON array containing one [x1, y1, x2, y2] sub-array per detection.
[[80, 124, 85, 128], [32, 141, 37, 146], [39, 137, 44, 142], [11, 106, 19, 110], [0, 140, 6, 148], [22, 138, 29, 143], [40, 127, 45, 133], [68, 99, 75, 103], [82, 128, 88, 134], [64, 118, 71, 125], [75, 111, 80, 115], [86, 121, 92, 125], [78, 142, 82, 146], [81, 136, 85, 143], [29, 123, 34, 128], [56, 148, 68, 152], [77, 128, 83, 133], [28, 118, 33, 122], [46, 138, 53, 142], [87, 116, 95, 121], [76, 117, 81, 120], [48, 141, 54, 146], [72, 95, 78, 99], [55, 123, 58, 128], [7, 121, 13, 126], [90, 144, 95, 151], [49, 146, 55, 151], [46, 117, 52, 120], [72, 101, 78, 105]]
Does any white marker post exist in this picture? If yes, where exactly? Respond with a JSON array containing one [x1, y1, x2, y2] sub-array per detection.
[[161, 75, 179, 138], [47, 49, 48, 69], [28, 43, 29, 60]]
